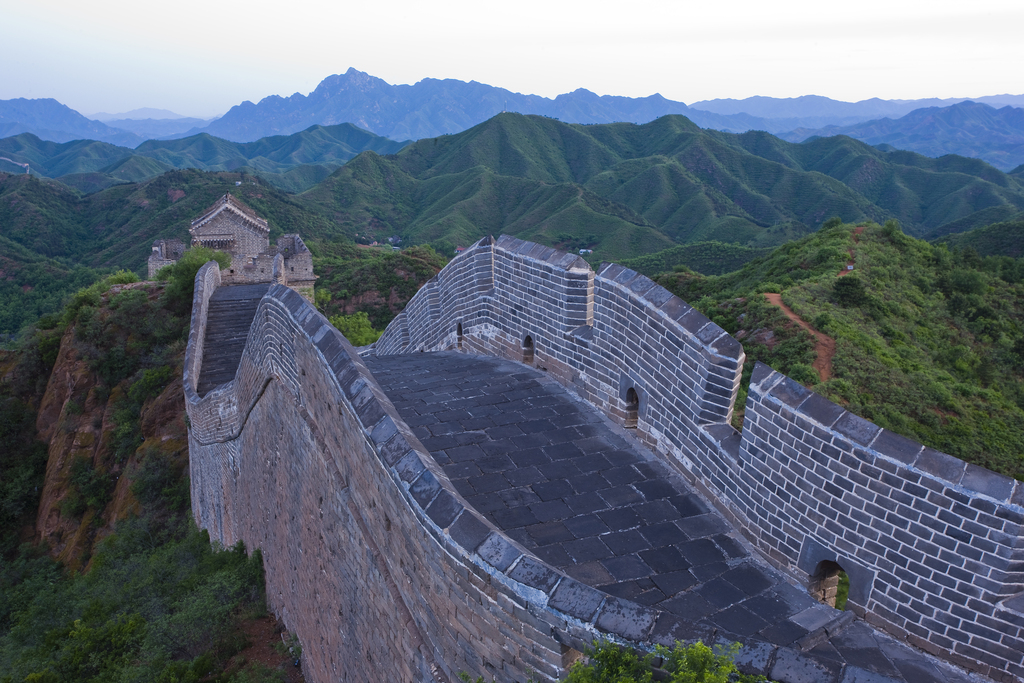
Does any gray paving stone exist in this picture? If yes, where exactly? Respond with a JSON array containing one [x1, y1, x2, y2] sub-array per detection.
[[365, 352, 967, 683], [770, 647, 843, 683]]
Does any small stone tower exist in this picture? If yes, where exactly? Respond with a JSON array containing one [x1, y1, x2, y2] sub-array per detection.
[[148, 193, 316, 300]]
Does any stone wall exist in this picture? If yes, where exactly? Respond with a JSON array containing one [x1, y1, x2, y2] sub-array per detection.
[[374, 235, 1024, 681], [731, 365, 1024, 680], [186, 267, 684, 683]]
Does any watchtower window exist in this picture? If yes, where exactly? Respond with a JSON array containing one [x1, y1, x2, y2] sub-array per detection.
[[809, 560, 849, 610], [456, 323, 463, 350], [624, 387, 639, 428], [522, 335, 534, 365]]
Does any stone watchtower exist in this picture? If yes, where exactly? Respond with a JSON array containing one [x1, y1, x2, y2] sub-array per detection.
[[147, 193, 316, 300]]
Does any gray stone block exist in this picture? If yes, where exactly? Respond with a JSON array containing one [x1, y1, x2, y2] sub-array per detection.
[[648, 613, 716, 647], [508, 556, 561, 594], [797, 393, 845, 428], [749, 361, 775, 386], [425, 490, 463, 528], [710, 333, 743, 360], [840, 666, 902, 683], [914, 448, 965, 485], [594, 596, 657, 641], [769, 647, 842, 683], [769, 377, 811, 408], [961, 463, 1016, 502], [547, 578, 605, 621], [379, 433, 414, 467], [833, 412, 880, 447], [370, 415, 399, 446], [732, 639, 775, 676], [870, 429, 923, 465], [395, 451, 426, 484], [410, 469, 442, 508], [477, 532, 523, 572], [450, 511, 491, 551]]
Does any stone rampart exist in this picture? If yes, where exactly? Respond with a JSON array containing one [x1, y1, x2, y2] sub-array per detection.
[[733, 365, 1024, 679], [374, 235, 1024, 681], [186, 271, 688, 683]]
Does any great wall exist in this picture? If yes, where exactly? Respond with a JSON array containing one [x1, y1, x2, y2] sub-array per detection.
[[184, 228, 1024, 682]]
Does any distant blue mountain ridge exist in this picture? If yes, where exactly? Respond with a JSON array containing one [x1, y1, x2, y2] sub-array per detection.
[[2, 68, 1024, 169]]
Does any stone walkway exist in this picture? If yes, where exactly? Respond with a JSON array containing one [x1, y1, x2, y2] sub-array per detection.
[[365, 352, 980, 683]]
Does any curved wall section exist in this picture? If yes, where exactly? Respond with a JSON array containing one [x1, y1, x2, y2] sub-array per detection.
[[735, 365, 1024, 678], [186, 277, 685, 683], [376, 236, 1024, 681]]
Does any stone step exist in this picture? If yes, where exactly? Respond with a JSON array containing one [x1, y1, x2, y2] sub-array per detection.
[[196, 284, 270, 397]]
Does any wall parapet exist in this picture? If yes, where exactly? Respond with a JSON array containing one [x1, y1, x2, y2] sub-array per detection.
[[376, 236, 1024, 681], [732, 364, 1024, 678], [187, 277, 720, 682]]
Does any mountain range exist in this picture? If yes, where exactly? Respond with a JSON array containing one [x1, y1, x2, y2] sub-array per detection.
[[5, 112, 1023, 262], [781, 101, 1024, 171], [0, 124, 409, 193]]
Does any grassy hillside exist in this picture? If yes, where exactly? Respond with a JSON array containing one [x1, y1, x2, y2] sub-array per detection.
[[658, 218, 1024, 479]]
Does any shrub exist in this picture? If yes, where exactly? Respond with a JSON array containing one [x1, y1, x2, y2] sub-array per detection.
[[833, 276, 867, 306], [565, 640, 765, 683], [329, 311, 382, 347], [158, 247, 231, 313]]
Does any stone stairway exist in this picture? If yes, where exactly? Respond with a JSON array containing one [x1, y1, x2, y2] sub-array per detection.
[[196, 284, 270, 397]]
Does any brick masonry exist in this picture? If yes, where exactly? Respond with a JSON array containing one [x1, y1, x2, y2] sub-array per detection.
[[186, 264, 673, 683], [372, 236, 1024, 681]]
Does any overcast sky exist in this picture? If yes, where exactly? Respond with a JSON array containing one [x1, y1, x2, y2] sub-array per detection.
[[3, 0, 1022, 118]]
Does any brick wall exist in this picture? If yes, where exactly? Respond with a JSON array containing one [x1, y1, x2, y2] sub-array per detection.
[[375, 236, 1024, 680], [186, 273, 673, 683], [731, 365, 1024, 680]]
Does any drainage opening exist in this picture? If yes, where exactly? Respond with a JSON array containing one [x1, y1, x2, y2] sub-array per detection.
[[522, 335, 534, 365], [810, 560, 849, 610], [457, 322, 463, 350], [624, 387, 639, 428]]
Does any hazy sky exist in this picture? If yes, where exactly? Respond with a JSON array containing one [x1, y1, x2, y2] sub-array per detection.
[[3, 0, 1022, 118]]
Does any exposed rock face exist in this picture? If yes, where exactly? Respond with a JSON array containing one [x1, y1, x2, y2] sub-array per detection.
[[32, 297, 187, 570]]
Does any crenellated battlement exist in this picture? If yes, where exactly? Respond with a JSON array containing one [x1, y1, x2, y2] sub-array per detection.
[[186, 235, 1024, 683]]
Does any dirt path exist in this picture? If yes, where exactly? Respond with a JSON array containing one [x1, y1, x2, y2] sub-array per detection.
[[764, 293, 836, 382], [838, 225, 866, 277]]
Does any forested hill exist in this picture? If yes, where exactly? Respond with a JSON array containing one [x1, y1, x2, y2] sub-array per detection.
[[0, 124, 409, 194], [3, 112, 1024, 333], [303, 113, 1024, 256]]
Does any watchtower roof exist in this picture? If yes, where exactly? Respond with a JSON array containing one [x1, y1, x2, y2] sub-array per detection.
[[190, 194, 269, 235]]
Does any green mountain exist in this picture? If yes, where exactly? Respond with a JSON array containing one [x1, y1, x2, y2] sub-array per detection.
[[782, 101, 1024, 171], [933, 218, 1024, 258], [301, 113, 1024, 261], [0, 124, 410, 194]]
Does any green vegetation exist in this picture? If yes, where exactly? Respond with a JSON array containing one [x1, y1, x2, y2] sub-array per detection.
[[5, 112, 1024, 334], [154, 247, 232, 312], [314, 243, 447, 330], [0, 273, 292, 682], [933, 218, 1024, 258], [0, 125, 409, 194], [0, 522, 268, 683], [658, 219, 1024, 479], [620, 242, 773, 277], [329, 312, 382, 347], [563, 640, 765, 683]]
